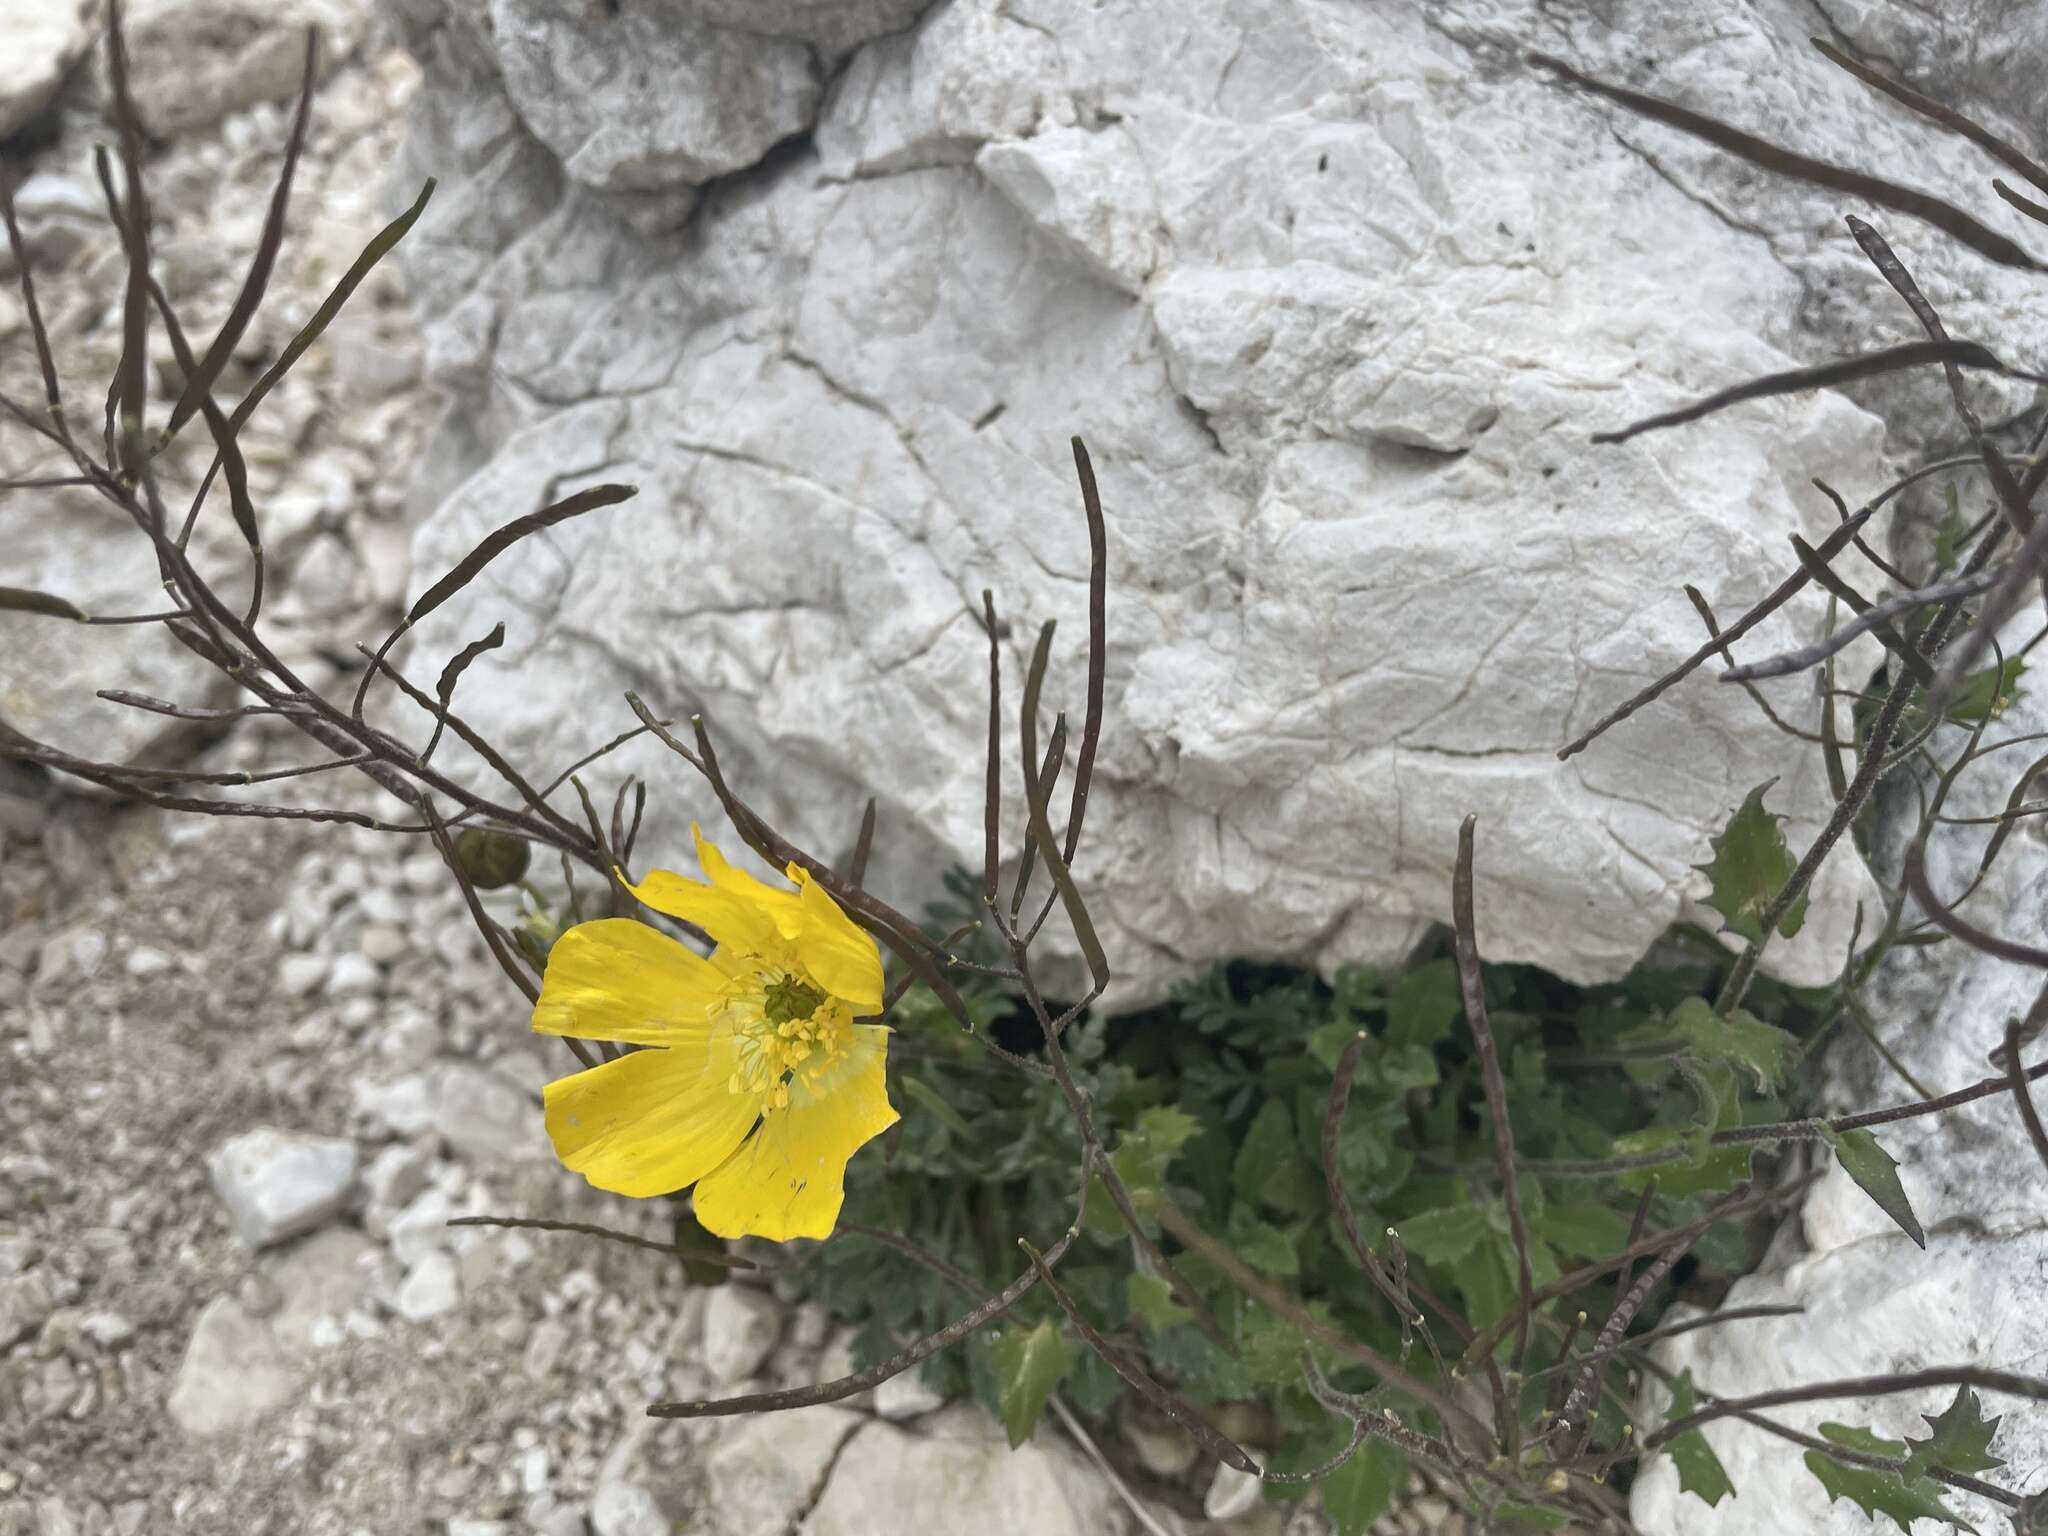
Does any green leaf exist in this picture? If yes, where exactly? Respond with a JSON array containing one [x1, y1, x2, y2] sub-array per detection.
[[1906, 1388, 2005, 1477], [1323, 1438, 1403, 1536], [1145, 1322, 1253, 1403], [900, 1075, 975, 1140], [992, 1319, 1075, 1449], [1946, 657, 2026, 725], [1696, 781, 1807, 944], [1534, 1202, 1633, 1259], [1613, 1125, 1752, 1196], [1665, 1371, 1735, 1508], [1807, 1422, 1974, 1534], [1226, 1203, 1301, 1276], [1257, 1155, 1328, 1220], [1375, 1042, 1441, 1092], [1136, 1104, 1202, 1159], [1336, 1100, 1414, 1203], [1395, 1202, 1490, 1265], [1333, 964, 1382, 1012], [1821, 1422, 1909, 1458], [1240, 1304, 1317, 1389], [1385, 958, 1462, 1048], [1048, 1345, 1115, 1417], [1821, 1126, 1925, 1248], [1451, 1235, 1514, 1329], [1308, 1020, 1359, 1073], [1085, 1105, 1202, 1235], [1127, 1271, 1192, 1332], [1235, 1099, 1296, 1202], [1665, 997, 1800, 1092]]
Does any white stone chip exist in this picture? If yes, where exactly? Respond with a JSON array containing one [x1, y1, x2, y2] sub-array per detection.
[[207, 1127, 358, 1249], [700, 1284, 782, 1385], [1202, 1461, 1263, 1522], [325, 951, 381, 998], [277, 952, 331, 999], [395, 1250, 460, 1322], [166, 1295, 301, 1437]]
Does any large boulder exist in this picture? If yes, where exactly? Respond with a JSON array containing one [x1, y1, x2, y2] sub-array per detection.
[[384, 0, 2046, 999]]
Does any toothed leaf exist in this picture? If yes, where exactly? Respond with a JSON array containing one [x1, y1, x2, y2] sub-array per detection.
[[1697, 781, 1806, 943]]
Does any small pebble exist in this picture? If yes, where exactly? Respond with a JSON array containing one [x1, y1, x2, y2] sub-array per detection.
[[326, 952, 381, 997], [395, 1251, 460, 1322], [123, 946, 172, 978], [81, 1311, 136, 1348], [360, 924, 409, 965], [278, 953, 330, 998]]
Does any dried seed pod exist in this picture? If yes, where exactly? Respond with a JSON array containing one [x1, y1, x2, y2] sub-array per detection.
[[454, 827, 530, 889]]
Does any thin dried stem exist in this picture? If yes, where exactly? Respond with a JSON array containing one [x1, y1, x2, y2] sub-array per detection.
[[447, 1214, 751, 1268], [1454, 816, 1533, 1384]]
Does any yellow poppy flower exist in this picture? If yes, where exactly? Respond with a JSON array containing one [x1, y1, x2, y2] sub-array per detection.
[[531, 824, 897, 1241]]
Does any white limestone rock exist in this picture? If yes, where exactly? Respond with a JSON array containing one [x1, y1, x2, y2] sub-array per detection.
[[362, 1140, 432, 1215], [165, 1294, 303, 1437], [485, 0, 817, 195], [385, 1185, 454, 1267], [872, 1366, 948, 1420], [975, 125, 1163, 295], [394, 1248, 461, 1321], [430, 1059, 547, 1164], [0, 485, 233, 772], [814, 2, 1066, 179], [0, 0, 97, 139], [688, 1, 933, 56], [0, 1271, 55, 1351], [393, 1, 2048, 1002], [266, 1226, 374, 1352], [701, 1282, 781, 1385], [590, 1420, 692, 1536], [801, 1404, 1125, 1536], [1631, 1227, 2048, 1536], [207, 1126, 359, 1249], [700, 1404, 868, 1533], [121, 0, 370, 137], [353, 1069, 438, 1139], [1631, 681, 2048, 1536]]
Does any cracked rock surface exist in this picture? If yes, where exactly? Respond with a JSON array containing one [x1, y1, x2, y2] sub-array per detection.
[[385, 0, 2047, 1002]]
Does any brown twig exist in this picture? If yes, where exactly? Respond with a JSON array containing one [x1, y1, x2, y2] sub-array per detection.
[[1453, 816, 1534, 1384]]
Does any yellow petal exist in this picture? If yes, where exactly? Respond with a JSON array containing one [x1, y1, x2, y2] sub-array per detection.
[[532, 918, 727, 1046], [692, 1025, 897, 1240], [621, 825, 804, 960], [543, 1040, 761, 1199], [789, 866, 884, 1012], [623, 866, 778, 955], [695, 824, 805, 940]]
